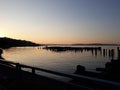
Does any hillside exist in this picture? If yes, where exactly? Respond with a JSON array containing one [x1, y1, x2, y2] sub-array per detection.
[[0, 37, 39, 48]]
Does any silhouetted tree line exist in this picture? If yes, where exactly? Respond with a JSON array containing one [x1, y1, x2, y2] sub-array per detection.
[[0, 37, 39, 48]]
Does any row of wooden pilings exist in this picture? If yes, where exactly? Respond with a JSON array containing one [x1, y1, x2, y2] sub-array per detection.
[[103, 49, 114, 58], [91, 47, 120, 60], [102, 47, 120, 59]]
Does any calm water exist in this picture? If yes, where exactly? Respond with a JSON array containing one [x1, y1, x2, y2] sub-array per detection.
[[2, 46, 120, 74]]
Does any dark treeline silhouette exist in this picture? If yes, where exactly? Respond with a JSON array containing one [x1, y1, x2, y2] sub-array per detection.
[[44, 46, 101, 53], [0, 37, 40, 49]]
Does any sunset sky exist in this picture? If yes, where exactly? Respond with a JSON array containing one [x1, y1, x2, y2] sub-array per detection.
[[0, 0, 120, 44]]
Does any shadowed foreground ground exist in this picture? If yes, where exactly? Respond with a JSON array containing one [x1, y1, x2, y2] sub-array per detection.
[[0, 63, 82, 90], [0, 61, 120, 90]]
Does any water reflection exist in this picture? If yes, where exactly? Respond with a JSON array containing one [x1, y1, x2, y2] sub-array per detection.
[[2, 46, 120, 74]]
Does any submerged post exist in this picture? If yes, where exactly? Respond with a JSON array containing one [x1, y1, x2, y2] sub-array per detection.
[[103, 49, 106, 57], [111, 49, 114, 60], [117, 47, 120, 60], [32, 68, 35, 74], [16, 63, 21, 71]]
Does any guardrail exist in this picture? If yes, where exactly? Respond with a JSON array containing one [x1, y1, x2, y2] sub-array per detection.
[[0, 59, 120, 90]]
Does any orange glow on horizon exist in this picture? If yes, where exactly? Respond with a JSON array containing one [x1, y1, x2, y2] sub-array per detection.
[[0, 33, 119, 44]]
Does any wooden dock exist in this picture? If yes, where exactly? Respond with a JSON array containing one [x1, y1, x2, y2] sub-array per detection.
[[0, 59, 120, 90]]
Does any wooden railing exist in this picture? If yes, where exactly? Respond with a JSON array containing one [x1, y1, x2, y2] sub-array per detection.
[[0, 59, 120, 90]]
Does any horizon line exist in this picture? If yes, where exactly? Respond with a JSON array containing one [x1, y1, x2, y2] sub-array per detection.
[[0, 37, 120, 45]]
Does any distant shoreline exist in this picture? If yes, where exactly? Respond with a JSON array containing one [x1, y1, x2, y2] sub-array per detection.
[[45, 44, 120, 46]]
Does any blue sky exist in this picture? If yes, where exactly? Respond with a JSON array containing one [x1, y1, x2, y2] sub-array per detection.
[[0, 0, 120, 44]]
